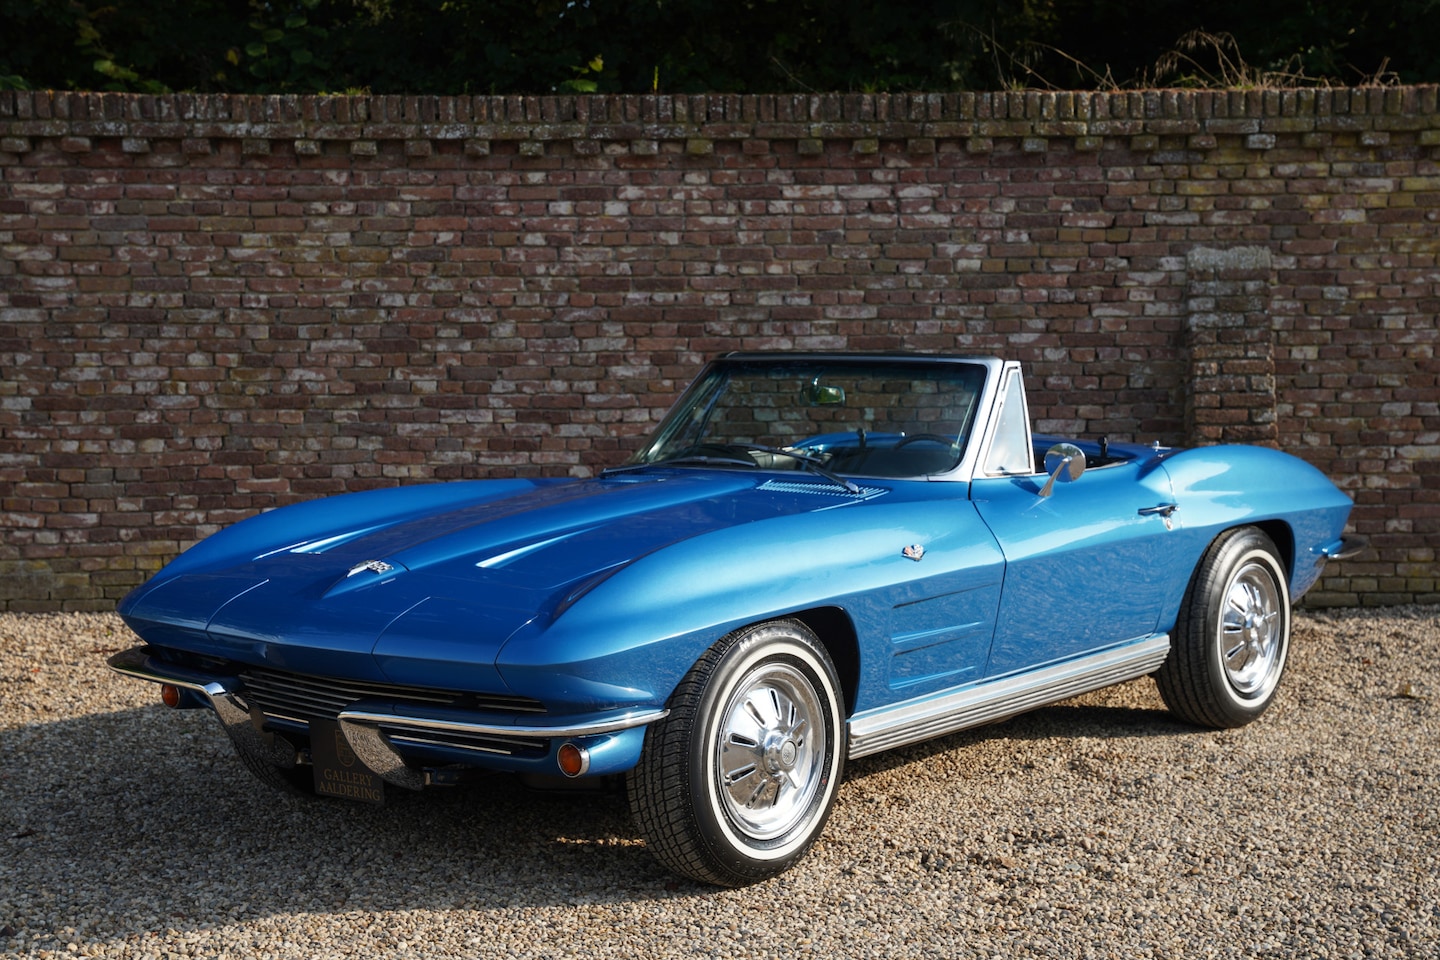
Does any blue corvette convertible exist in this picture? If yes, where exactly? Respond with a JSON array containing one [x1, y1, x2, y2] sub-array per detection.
[[111, 353, 1361, 885]]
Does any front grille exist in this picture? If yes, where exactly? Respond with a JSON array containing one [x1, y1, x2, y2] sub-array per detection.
[[384, 730, 548, 758], [237, 667, 545, 724]]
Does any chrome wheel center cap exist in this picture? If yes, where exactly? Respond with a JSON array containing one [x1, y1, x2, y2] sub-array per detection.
[[764, 734, 799, 774]]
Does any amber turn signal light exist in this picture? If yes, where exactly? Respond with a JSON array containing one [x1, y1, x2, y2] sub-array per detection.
[[557, 742, 590, 778], [160, 684, 181, 708]]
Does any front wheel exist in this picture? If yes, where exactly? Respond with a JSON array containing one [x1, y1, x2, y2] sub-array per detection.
[[1156, 527, 1291, 728], [628, 619, 845, 886]]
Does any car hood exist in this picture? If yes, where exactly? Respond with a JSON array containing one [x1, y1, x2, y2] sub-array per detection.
[[119, 471, 882, 687]]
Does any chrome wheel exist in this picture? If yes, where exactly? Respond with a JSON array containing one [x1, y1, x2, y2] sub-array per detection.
[[1156, 527, 1291, 729], [715, 662, 827, 842], [1221, 561, 1285, 697], [629, 619, 845, 887]]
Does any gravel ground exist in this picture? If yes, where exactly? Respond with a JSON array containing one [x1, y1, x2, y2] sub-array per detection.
[[1, 607, 1436, 959]]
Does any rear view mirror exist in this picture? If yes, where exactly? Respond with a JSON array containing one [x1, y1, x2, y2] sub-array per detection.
[[803, 379, 845, 406]]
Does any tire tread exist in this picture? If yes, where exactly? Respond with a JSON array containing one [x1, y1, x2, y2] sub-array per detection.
[[628, 642, 731, 883]]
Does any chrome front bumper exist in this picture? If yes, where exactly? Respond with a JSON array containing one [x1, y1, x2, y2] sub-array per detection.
[[108, 647, 666, 788], [1316, 535, 1369, 565]]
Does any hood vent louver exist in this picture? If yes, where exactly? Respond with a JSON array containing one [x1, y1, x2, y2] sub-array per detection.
[[757, 479, 884, 498]]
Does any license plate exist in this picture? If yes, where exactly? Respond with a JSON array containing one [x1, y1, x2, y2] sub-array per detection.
[[309, 720, 385, 805]]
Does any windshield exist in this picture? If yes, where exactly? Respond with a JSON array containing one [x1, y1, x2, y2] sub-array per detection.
[[625, 357, 989, 480]]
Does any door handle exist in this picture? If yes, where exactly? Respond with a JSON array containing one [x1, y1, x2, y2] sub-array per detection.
[[1139, 503, 1179, 529]]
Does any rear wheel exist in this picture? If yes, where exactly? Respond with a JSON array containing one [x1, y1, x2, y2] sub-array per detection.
[[1156, 527, 1291, 728], [628, 619, 845, 886]]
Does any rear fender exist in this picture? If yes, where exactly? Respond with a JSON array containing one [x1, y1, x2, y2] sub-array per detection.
[[1156, 445, 1354, 610]]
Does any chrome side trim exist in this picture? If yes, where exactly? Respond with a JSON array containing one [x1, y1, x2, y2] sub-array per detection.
[[846, 635, 1172, 759]]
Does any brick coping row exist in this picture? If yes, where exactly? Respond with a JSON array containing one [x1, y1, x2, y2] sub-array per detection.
[[2, 87, 1438, 148]]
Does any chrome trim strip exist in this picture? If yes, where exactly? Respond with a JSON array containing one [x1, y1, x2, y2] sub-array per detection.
[[846, 635, 1171, 759], [336, 706, 668, 789], [384, 733, 519, 756], [335, 706, 669, 740]]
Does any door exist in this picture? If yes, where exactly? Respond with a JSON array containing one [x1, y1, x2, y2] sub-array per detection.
[[971, 457, 1178, 677]]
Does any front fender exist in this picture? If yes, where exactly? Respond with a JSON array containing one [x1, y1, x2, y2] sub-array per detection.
[[494, 494, 1004, 715]]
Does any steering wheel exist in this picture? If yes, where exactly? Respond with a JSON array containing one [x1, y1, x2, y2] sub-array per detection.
[[668, 443, 760, 465], [893, 433, 956, 449]]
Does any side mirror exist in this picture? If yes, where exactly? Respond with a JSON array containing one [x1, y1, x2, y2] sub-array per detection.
[[1039, 443, 1086, 497]]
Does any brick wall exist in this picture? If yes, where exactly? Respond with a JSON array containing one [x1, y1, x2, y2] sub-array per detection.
[[2, 88, 1437, 611]]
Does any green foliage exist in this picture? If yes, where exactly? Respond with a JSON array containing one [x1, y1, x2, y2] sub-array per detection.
[[241, 0, 332, 91], [1005, 0, 1438, 89], [0, 0, 1435, 95], [559, 56, 607, 95]]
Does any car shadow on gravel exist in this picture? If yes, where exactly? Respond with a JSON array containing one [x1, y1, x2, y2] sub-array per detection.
[[1, 706, 694, 927], [3, 689, 1201, 937], [845, 692, 1196, 781]]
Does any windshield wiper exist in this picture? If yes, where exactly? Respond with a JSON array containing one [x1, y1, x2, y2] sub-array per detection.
[[600, 453, 758, 479], [602, 444, 861, 494]]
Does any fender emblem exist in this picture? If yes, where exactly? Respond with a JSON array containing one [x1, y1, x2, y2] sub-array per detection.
[[902, 544, 925, 562], [347, 559, 395, 578]]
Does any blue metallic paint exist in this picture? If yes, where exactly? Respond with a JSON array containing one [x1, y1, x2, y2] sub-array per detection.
[[973, 452, 1179, 676], [113, 356, 1357, 792], [495, 478, 1010, 718], [1153, 444, 1353, 600]]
